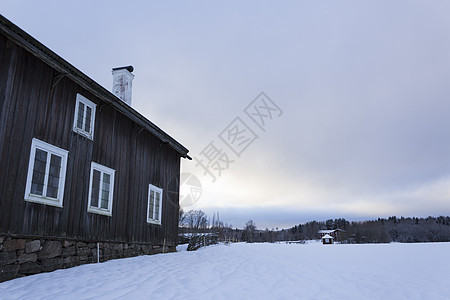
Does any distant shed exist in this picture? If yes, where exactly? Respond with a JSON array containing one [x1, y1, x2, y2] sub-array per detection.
[[322, 234, 334, 245]]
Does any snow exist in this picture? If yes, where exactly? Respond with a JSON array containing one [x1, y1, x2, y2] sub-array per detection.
[[1, 242, 450, 299], [318, 229, 336, 234]]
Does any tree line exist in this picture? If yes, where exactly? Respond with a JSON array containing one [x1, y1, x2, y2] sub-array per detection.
[[284, 216, 450, 243], [179, 209, 450, 244]]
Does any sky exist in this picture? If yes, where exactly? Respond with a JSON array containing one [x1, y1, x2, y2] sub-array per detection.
[[3, 1, 450, 229]]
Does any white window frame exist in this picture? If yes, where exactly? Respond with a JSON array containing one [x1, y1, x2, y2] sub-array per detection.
[[147, 184, 163, 225], [24, 138, 68, 207], [87, 162, 115, 216], [73, 93, 96, 140]]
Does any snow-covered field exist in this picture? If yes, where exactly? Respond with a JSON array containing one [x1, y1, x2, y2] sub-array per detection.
[[1, 242, 449, 299]]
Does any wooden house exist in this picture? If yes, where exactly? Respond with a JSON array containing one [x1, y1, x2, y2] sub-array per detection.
[[318, 229, 346, 242], [0, 14, 190, 281]]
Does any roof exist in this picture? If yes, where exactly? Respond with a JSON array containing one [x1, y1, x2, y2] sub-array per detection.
[[318, 229, 346, 234], [318, 230, 335, 234], [322, 234, 333, 239], [0, 14, 190, 159]]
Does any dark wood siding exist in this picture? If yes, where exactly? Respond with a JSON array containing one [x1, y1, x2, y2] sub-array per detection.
[[0, 31, 181, 245]]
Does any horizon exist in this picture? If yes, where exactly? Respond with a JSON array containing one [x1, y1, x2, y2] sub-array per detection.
[[182, 209, 450, 230]]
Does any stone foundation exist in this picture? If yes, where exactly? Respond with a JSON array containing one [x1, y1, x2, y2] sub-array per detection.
[[0, 236, 175, 282]]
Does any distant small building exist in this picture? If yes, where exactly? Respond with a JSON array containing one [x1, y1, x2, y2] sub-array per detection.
[[318, 229, 346, 242], [322, 234, 334, 244]]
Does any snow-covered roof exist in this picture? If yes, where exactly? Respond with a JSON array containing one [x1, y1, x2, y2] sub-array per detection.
[[318, 230, 335, 234], [318, 229, 346, 234], [322, 234, 334, 239]]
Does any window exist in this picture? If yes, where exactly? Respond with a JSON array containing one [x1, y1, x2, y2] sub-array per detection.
[[24, 138, 68, 207], [87, 162, 115, 216], [73, 93, 96, 139], [147, 184, 163, 224]]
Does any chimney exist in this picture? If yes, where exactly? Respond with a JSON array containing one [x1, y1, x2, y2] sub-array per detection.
[[112, 66, 134, 105]]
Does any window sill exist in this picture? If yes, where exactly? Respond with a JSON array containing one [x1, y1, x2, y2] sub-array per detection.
[[88, 207, 112, 216], [147, 219, 161, 225], [73, 128, 94, 140], [25, 195, 63, 208]]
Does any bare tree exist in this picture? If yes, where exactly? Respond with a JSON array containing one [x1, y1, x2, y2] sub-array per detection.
[[179, 208, 186, 227], [183, 210, 209, 232], [244, 220, 257, 242]]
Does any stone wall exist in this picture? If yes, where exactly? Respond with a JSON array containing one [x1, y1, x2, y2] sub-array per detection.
[[0, 236, 175, 282]]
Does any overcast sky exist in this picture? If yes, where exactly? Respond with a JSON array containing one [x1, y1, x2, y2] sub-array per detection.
[[4, 1, 450, 228]]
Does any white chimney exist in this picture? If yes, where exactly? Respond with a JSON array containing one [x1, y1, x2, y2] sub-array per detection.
[[112, 66, 134, 105]]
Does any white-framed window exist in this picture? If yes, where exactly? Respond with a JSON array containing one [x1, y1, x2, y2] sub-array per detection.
[[73, 93, 96, 140], [147, 184, 163, 225], [87, 162, 115, 216], [24, 138, 68, 207]]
